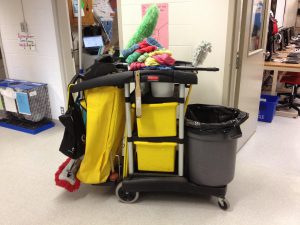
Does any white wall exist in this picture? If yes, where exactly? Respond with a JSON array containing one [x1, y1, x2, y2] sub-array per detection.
[[283, 0, 298, 28], [0, 0, 66, 119], [297, 1, 300, 34], [119, 0, 232, 105], [275, 0, 286, 28]]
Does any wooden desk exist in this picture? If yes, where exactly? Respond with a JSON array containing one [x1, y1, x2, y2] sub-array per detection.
[[264, 50, 300, 118], [264, 52, 300, 95]]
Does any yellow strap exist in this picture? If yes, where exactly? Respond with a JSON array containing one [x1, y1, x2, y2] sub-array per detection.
[[67, 84, 74, 106], [80, 99, 87, 110], [185, 85, 193, 114], [135, 71, 142, 118]]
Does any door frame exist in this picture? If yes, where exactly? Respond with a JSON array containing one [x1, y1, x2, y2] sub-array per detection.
[[0, 30, 9, 78], [116, 0, 124, 50], [224, 0, 271, 107], [51, 0, 76, 105], [222, 0, 243, 107], [234, 0, 271, 107]]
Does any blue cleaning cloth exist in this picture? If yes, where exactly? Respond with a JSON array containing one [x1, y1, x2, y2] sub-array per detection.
[[121, 44, 139, 58], [142, 66, 173, 70], [146, 37, 163, 48]]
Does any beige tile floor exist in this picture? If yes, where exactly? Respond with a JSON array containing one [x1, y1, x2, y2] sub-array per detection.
[[0, 116, 299, 225]]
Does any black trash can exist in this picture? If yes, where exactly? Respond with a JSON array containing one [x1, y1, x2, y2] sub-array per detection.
[[185, 104, 248, 187]]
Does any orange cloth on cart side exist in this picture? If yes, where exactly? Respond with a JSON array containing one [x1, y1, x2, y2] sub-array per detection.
[[129, 62, 146, 71], [76, 87, 125, 184]]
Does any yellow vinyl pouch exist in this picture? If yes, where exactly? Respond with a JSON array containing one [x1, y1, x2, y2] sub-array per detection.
[[76, 87, 125, 184]]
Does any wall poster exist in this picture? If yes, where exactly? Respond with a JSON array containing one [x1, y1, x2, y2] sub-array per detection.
[[142, 3, 169, 48]]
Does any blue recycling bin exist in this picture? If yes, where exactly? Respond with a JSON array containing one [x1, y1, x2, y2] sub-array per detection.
[[0, 79, 52, 122], [258, 94, 279, 123]]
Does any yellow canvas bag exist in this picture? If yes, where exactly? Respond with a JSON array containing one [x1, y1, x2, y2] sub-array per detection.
[[76, 86, 125, 184]]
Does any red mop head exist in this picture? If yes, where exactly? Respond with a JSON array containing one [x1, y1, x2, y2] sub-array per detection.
[[55, 158, 81, 192]]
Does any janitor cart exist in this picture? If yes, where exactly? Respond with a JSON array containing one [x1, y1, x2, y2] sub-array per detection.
[[71, 65, 247, 211]]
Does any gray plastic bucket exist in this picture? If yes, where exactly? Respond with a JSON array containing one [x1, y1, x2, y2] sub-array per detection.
[[151, 82, 174, 97], [186, 129, 237, 187], [185, 104, 248, 187]]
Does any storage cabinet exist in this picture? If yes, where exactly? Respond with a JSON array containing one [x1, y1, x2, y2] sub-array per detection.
[[67, 0, 95, 27]]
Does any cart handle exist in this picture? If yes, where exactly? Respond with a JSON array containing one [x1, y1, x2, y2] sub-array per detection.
[[70, 70, 198, 93], [114, 62, 220, 72], [174, 66, 219, 72], [69, 74, 85, 85], [174, 60, 193, 65]]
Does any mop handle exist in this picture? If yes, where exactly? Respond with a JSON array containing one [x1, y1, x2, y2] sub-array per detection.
[[78, 0, 84, 75], [174, 66, 219, 72]]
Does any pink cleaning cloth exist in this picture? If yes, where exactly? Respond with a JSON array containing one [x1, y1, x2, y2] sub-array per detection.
[[152, 54, 176, 66]]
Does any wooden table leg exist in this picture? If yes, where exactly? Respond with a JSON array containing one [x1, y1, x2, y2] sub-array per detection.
[[271, 70, 279, 96]]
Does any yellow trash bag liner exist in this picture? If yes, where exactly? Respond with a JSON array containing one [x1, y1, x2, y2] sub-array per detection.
[[76, 87, 125, 184]]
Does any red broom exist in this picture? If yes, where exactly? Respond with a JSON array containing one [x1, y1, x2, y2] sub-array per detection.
[[55, 158, 81, 192]]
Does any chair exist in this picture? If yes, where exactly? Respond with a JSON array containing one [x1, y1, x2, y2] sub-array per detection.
[[277, 72, 300, 115]]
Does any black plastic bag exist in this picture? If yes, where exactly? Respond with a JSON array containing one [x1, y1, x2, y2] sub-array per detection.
[[185, 104, 248, 138], [59, 91, 85, 159], [82, 54, 118, 80]]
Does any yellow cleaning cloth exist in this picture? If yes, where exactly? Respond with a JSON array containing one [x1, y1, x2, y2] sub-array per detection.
[[148, 49, 172, 57], [76, 87, 125, 184], [145, 57, 160, 66], [139, 50, 172, 65]]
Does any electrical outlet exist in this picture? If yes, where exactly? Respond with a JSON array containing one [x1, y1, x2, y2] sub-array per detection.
[[20, 22, 28, 33], [60, 107, 65, 115]]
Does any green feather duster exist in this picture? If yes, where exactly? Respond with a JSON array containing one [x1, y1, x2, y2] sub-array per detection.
[[126, 4, 159, 49]]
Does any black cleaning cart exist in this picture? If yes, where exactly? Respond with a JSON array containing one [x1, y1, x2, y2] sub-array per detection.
[[71, 64, 248, 210]]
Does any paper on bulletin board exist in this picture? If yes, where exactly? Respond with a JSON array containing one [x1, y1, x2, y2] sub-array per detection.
[[142, 3, 169, 48], [0, 88, 17, 113], [93, 0, 114, 21], [16, 92, 31, 115], [93, 0, 115, 41], [72, 0, 85, 17], [18, 33, 36, 51], [0, 97, 4, 110]]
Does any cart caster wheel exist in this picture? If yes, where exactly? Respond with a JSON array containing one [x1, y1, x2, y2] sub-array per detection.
[[115, 182, 139, 204], [218, 198, 230, 210]]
